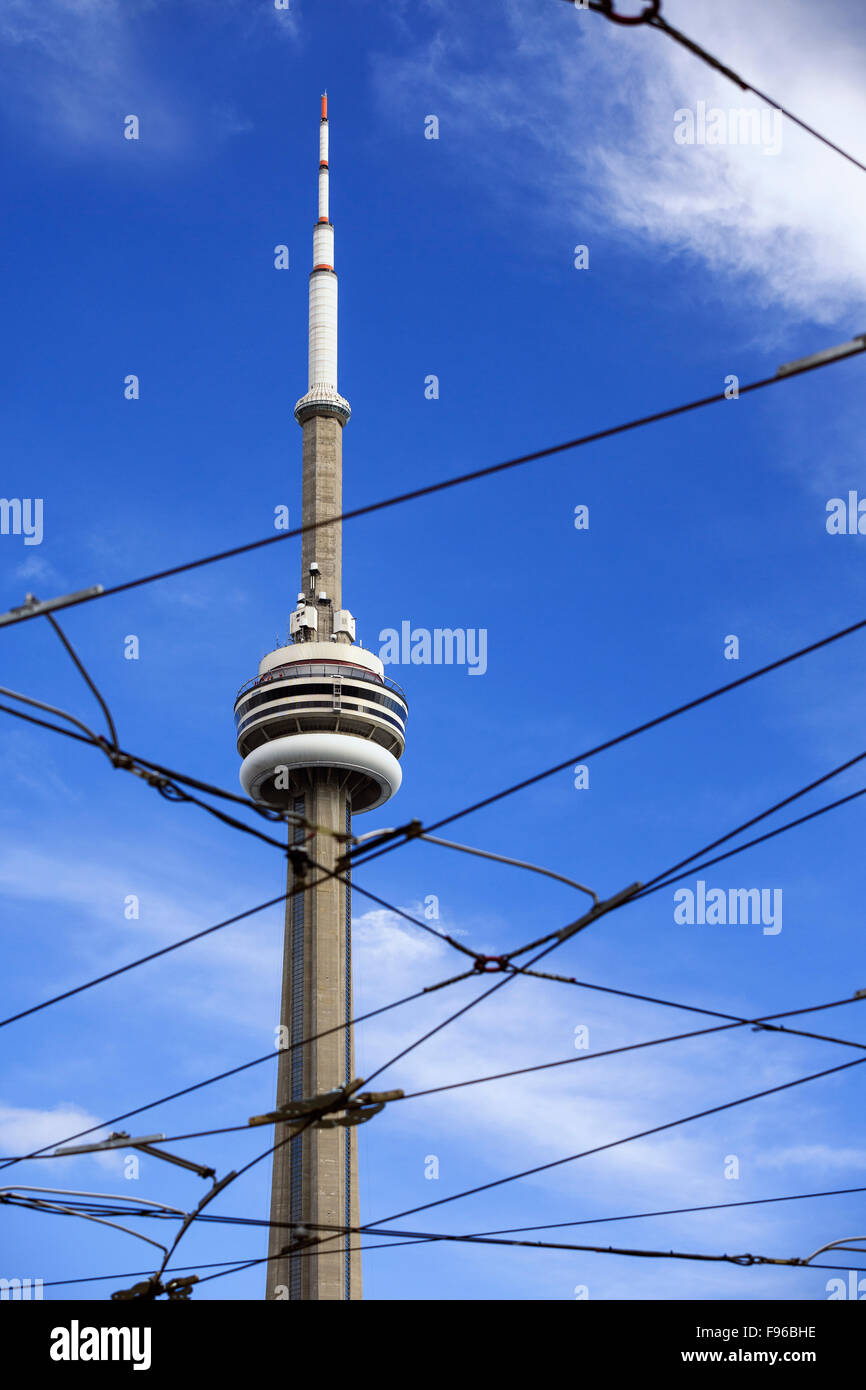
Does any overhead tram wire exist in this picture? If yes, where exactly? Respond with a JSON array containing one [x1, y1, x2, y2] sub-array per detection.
[[336, 767, 866, 1104], [52, 1180, 866, 1238], [7, 707, 866, 1246], [7, 512, 866, 916], [508, 754, 866, 959], [5, 749, 865, 1175], [286, 931, 866, 1254], [393, 743, 866, 958], [0, 969, 472, 1176], [9, 759, 865, 1171], [348, 616, 866, 871], [2, 988, 863, 1164], [93, 1036, 866, 1294], [1, 341, 863, 633], [635, 747, 866, 895], [358, 1054, 866, 1235], [42, 608, 119, 750], [13, 1193, 866, 1280], [3, 686, 864, 1038], [572, 0, 866, 178], [30, 1239, 866, 1293], [0, 852, 483, 1035], [12, 981, 866, 1281], [3, 691, 864, 1032], [0, 699, 312, 849], [179, 1226, 866, 1278], [633, 785, 866, 900]]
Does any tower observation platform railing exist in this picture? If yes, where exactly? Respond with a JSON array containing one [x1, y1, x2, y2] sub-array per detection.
[[235, 661, 406, 704], [233, 658, 408, 768]]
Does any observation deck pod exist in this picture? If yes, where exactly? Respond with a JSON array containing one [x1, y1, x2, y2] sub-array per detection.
[[234, 642, 406, 814]]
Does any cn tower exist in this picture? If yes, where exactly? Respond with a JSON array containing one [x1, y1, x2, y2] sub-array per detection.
[[233, 95, 408, 1300]]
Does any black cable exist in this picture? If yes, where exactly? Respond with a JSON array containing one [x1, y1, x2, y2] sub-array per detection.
[[0, 699, 300, 849], [70, 1180, 866, 1237], [396, 1000, 866, 1103], [636, 784, 866, 899], [0, 892, 292, 1031], [2, 991, 861, 1162], [512, 782, 866, 960], [3, 346, 863, 631], [31, 1246, 866, 1292], [0, 690, 481, 960], [193, 1222, 866, 1274], [351, 616, 866, 871], [43, 610, 119, 749], [638, 748, 866, 893], [17, 1194, 866, 1275], [571, 2, 866, 175], [362, 1054, 866, 1231], [0, 976, 464, 1175], [0, 849, 478, 1038]]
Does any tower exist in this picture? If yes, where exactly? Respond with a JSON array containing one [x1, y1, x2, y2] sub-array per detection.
[[233, 95, 408, 1300]]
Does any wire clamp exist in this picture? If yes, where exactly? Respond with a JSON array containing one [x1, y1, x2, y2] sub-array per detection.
[[595, 0, 660, 24], [287, 846, 313, 876], [112, 1274, 199, 1301], [249, 1079, 402, 1130], [472, 954, 511, 974]]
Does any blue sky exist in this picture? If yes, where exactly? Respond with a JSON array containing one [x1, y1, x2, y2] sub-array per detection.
[[1, 0, 865, 1301]]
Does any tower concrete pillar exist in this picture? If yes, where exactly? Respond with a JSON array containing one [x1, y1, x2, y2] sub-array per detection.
[[266, 775, 361, 1300]]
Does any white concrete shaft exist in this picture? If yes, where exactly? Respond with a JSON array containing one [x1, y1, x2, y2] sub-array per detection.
[[318, 166, 329, 221], [308, 271, 338, 391]]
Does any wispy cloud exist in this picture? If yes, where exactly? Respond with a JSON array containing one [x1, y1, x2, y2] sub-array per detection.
[[350, 906, 861, 1242], [0, 0, 289, 155], [0, 1100, 123, 1172], [372, 0, 866, 326]]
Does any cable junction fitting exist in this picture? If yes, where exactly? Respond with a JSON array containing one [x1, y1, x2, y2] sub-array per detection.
[[593, 0, 660, 24], [0, 585, 105, 628], [112, 1274, 199, 1302], [777, 334, 866, 378], [57, 1130, 216, 1180], [554, 882, 644, 943], [339, 819, 423, 869], [248, 1077, 403, 1131]]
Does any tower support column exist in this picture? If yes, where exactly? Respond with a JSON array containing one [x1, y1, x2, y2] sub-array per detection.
[[266, 773, 362, 1301], [300, 414, 343, 640]]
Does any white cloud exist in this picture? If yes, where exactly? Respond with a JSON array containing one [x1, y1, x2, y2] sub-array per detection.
[[350, 905, 860, 1238], [0, 1100, 123, 1173], [11, 554, 62, 585], [0, 840, 283, 1038], [373, 0, 866, 326], [756, 1143, 866, 1173], [2, 848, 858, 1289]]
